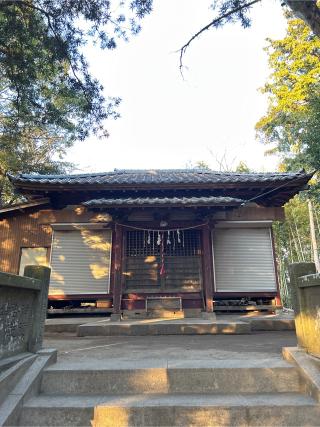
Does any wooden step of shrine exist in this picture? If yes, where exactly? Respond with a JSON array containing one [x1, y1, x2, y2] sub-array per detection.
[[123, 309, 185, 319], [123, 296, 186, 319]]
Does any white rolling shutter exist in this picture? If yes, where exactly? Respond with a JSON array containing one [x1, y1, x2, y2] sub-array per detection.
[[212, 228, 276, 292], [49, 228, 112, 295]]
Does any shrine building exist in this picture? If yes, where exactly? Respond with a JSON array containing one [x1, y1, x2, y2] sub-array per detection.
[[0, 169, 312, 316]]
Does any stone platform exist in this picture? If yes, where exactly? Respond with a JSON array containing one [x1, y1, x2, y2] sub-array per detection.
[[45, 311, 295, 336], [77, 318, 251, 336]]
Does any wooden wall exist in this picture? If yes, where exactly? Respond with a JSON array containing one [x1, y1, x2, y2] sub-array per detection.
[[214, 206, 285, 221], [0, 206, 111, 274], [0, 213, 51, 274], [0, 204, 284, 276]]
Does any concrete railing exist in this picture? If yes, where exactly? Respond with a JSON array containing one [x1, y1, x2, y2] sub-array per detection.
[[0, 266, 51, 360], [288, 262, 320, 358]]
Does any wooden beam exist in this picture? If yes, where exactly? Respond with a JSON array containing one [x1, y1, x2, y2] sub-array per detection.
[[112, 223, 124, 315], [201, 224, 214, 312], [225, 206, 285, 221]]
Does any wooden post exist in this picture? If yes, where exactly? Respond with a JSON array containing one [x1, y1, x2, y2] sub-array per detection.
[[111, 223, 123, 320], [202, 224, 214, 313], [270, 227, 282, 307]]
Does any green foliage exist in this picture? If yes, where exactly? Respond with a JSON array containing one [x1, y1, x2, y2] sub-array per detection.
[[285, 93, 320, 173], [273, 195, 320, 307], [209, 0, 258, 28], [256, 14, 320, 305], [0, 0, 152, 201], [256, 15, 320, 174], [235, 161, 251, 173], [0, 0, 151, 138], [194, 161, 211, 170], [275, 196, 316, 264]]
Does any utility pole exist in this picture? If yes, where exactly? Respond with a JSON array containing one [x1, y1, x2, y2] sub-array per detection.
[[308, 199, 320, 272]]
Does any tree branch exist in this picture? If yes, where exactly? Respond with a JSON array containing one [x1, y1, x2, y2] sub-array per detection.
[[0, 0, 54, 18], [42, 13, 91, 103], [285, 0, 320, 38], [178, 0, 262, 76]]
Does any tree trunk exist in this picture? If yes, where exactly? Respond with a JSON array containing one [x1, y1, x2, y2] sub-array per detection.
[[293, 216, 305, 261], [285, 1, 320, 38], [289, 224, 302, 262], [307, 199, 320, 272]]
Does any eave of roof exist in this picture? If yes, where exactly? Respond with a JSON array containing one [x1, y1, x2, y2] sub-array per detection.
[[0, 198, 50, 214], [83, 196, 245, 208], [8, 169, 313, 190]]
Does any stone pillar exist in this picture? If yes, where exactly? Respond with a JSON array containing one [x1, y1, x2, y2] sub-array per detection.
[[288, 263, 316, 314], [288, 262, 316, 350], [296, 274, 320, 357], [24, 265, 51, 353]]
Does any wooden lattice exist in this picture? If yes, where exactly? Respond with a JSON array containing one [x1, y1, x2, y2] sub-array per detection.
[[125, 229, 201, 257]]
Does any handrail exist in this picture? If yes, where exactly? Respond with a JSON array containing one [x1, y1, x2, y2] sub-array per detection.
[[0, 271, 41, 291]]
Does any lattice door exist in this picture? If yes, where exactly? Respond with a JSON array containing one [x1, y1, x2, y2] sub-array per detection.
[[124, 229, 202, 291]]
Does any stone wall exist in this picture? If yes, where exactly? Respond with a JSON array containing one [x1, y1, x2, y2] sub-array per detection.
[[288, 262, 320, 358], [0, 266, 50, 360]]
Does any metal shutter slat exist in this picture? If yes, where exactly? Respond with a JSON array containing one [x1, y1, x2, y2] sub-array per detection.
[[49, 229, 112, 296], [213, 228, 277, 292]]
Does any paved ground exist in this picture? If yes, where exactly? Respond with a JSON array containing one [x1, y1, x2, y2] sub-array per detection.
[[45, 311, 294, 325], [44, 330, 297, 364]]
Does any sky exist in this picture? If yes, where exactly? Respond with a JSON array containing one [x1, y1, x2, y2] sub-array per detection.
[[64, 0, 288, 173]]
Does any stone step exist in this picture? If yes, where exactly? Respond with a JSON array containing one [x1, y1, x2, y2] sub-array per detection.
[[249, 318, 295, 331], [20, 393, 320, 426], [41, 359, 300, 395], [0, 354, 36, 406], [77, 319, 251, 336]]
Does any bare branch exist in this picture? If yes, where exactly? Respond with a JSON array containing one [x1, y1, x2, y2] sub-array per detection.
[[178, 0, 262, 76]]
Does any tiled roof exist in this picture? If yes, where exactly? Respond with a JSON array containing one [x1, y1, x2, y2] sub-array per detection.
[[0, 198, 49, 214], [9, 169, 312, 186], [83, 196, 245, 208]]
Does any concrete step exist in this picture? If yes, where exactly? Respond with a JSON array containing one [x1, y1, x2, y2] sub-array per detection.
[[20, 393, 320, 426], [77, 319, 251, 336], [249, 318, 295, 331], [0, 354, 36, 406], [40, 359, 301, 395]]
